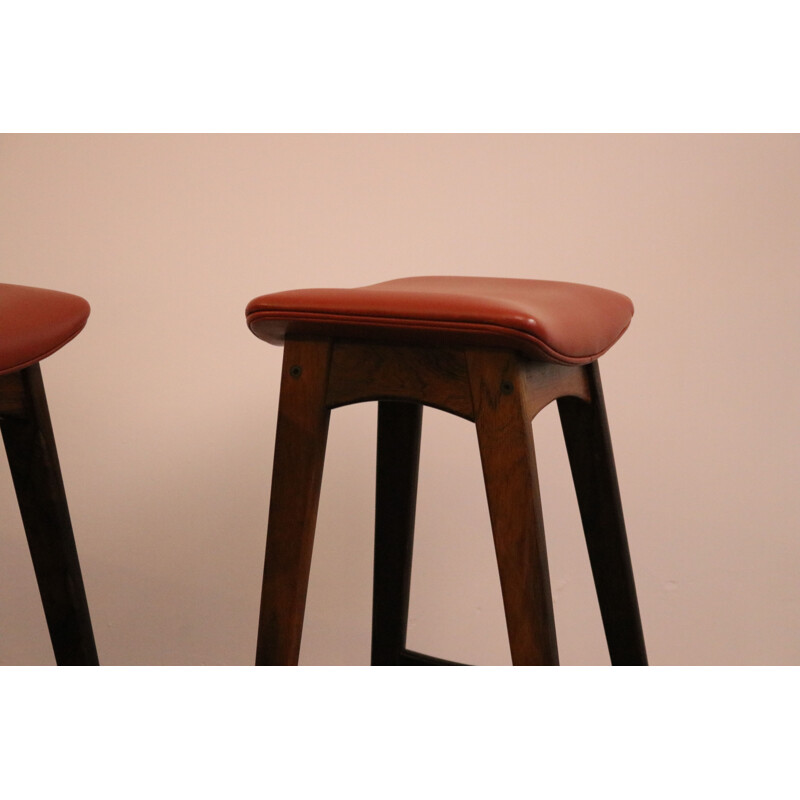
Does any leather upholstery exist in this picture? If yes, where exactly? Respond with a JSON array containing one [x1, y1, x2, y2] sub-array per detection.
[[246, 276, 633, 365], [0, 283, 90, 375]]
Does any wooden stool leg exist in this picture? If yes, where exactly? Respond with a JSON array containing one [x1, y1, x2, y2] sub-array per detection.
[[467, 351, 559, 665], [255, 340, 332, 665], [557, 362, 647, 665], [371, 401, 422, 665], [0, 364, 98, 665]]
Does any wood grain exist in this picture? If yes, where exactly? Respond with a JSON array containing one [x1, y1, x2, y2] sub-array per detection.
[[255, 339, 332, 665], [521, 360, 590, 421], [466, 349, 559, 665], [326, 342, 474, 420]]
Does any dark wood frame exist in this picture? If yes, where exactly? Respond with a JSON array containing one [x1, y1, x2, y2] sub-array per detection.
[[0, 363, 98, 665], [255, 338, 646, 666]]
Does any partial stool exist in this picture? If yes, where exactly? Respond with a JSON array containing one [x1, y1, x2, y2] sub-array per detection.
[[0, 283, 98, 665], [246, 276, 647, 666]]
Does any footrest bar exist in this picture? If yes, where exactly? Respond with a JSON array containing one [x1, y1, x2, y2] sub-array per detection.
[[397, 649, 467, 666]]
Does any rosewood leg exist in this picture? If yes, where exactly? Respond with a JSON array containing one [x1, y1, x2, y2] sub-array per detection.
[[0, 364, 98, 665], [467, 350, 559, 665], [371, 401, 422, 665], [557, 362, 647, 665], [255, 340, 332, 665]]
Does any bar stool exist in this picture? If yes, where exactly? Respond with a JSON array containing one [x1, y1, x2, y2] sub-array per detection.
[[246, 276, 647, 666], [0, 283, 98, 665]]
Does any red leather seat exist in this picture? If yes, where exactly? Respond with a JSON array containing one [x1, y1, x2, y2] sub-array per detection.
[[0, 283, 90, 376], [247, 276, 633, 365]]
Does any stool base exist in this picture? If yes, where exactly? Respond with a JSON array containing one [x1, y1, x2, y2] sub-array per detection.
[[255, 338, 646, 666]]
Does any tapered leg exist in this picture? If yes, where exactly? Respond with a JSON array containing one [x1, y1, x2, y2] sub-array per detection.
[[371, 401, 422, 665], [0, 364, 98, 665], [467, 350, 558, 665], [255, 339, 332, 665], [557, 362, 647, 665]]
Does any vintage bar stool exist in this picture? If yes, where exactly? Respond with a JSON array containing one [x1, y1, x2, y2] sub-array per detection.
[[0, 283, 98, 665], [246, 276, 647, 666]]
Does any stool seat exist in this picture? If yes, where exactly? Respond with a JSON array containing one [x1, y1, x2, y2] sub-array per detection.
[[247, 276, 633, 365], [0, 283, 90, 376]]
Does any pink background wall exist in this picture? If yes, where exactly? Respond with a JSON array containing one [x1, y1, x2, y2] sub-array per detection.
[[1, 133, 798, 665]]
